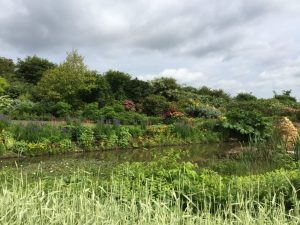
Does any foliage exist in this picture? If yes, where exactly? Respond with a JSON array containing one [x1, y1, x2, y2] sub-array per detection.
[[104, 70, 131, 100], [185, 104, 221, 119], [198, 86, 231, 100], [125, 78, 153, 103], [1, 51, 299, 125], [117, 127, 132, 148], [225, 99, 289, 117], [16, 55, 55, 84], [235, 92, 257, 101], [0, 77, 9, 95], [0, 130, 15, 154], [97, 103, 147, 124], [143, 94, 170, 116], [78, 127, 95, 151], [36, 50, 97, 108], [0, 95, 14, 113], [9, 123, 71, 143], [151, 77, 180, 101], [221, 109, 272, 141], [52, 101, 72, 118], [274, 90, 297, 104], [0, 57, 15, 75], [110, 151, 300, 212], [0, 167, 300, 224], [82, 102, 100, 120]]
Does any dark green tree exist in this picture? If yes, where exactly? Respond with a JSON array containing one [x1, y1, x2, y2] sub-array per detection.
[[273, 90, 297, 103], [104, 70, 131, 100], [235, 92, 257, 101], [16, 56, 55, 84], [125, 78, 153, 103], [198, 86, 231, 100], [0, 57, 15, 75]]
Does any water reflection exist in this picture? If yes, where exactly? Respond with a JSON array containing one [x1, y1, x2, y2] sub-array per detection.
[[0, 143, 235, 168]]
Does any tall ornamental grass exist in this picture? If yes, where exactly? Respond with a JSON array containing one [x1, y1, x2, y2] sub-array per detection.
[[0, 171, 299, 225]]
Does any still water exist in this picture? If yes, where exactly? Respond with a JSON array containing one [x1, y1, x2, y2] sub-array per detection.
[[0, 143, 278, 175]]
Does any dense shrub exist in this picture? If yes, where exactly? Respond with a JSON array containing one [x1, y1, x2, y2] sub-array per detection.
[[226, 99, 288, 117], [143, 94, 170, 116], [78, 127, 95, 151], [185, 104, 221, 119], [235, 92, 257, 101], [221, 109, 272, 141], [52, 101, 72, 118]]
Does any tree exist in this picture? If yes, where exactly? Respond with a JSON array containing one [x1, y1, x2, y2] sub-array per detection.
[[125, 78, 153, 103], [235, 92, 257, 101], [198, 86, 231, 100], [104, 70, 131, 100], [273, 90, 297, 103], [0, 57, 31, 99], [36, 50, 97, 108], [0, 57, 15, 75], [151, 77, 180, 101], [16, 55, 55, 84], [79, 75, 112, 105]]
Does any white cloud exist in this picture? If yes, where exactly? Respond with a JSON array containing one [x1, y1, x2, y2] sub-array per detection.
[[139, 68, 206, 86]]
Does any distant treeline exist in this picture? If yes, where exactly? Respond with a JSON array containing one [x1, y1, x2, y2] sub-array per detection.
[[0, 50, 298, 122]]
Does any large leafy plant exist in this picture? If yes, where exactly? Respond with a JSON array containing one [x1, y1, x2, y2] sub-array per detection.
[[221, 109, 272, 141]]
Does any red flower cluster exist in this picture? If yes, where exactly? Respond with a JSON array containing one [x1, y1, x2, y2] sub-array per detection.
[[165, 105, 184, 118], [123, 99, 135, 111]]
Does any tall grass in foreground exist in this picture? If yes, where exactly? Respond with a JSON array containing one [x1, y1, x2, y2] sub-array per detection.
[[0, 172, 299, 225]]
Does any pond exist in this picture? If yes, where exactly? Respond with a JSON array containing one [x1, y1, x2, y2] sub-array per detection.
[[0, 143, 281, 176]]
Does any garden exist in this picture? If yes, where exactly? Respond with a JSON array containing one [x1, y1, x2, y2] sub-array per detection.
[[0, 52, 300, 224]]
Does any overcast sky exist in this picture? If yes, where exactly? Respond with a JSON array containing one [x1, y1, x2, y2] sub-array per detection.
[[1, 0, 300, 99]]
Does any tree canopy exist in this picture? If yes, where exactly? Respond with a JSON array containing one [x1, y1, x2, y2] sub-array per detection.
[[36, 50, 97, 108], [16, 56, 55, 84]]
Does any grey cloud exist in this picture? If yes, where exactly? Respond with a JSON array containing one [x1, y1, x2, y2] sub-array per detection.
[[0, 0, 300, 99]]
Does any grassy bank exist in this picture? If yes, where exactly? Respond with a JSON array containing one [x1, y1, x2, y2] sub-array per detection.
[[0, 119, 221, 157]]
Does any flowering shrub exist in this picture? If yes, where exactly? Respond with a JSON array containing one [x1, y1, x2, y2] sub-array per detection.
[[185, 104, 221, 119], [123, 100, 135, 111], [165, 105, 184, 118]]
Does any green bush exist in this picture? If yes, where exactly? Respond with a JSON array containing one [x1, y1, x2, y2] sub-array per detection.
[[117, 127, 132, 148], [96, 104, 148, 125], [82, 102, 101, 120], [143, 94, 170, 116], [234, 92, 257, 101], [12, 140, 28, 155], [221, 109, 272, 141], [78, 127, 95, 151], [52, 101, 72, 118], [185, 104, 221, 118]]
